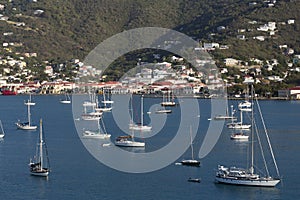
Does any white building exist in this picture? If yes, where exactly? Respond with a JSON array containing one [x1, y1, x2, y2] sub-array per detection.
[[224, 58, 239, 67]]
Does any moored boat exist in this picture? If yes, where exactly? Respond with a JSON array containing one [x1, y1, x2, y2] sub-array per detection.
[[216, 85, 281, 187], [29, 119, 50, 177]]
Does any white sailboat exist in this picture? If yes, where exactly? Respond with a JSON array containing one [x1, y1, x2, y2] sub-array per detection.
[[238, 101, 252, 112], [129, 95, 152, 131], [82, 92, 102, 121], [60, 93, 71, 104], [101, 89, 114, 104], [216, 85, 281, 187], [83, 115, 111, 139], [95, 89, 113, 112], [238, 86, 252, 112], [16, 100, 37, 130], [214, 105, 237, 120], [161, 90, 176, 107], [115, 128, 145, 147], [227, 108, 251, 130], [24, 94, 36, 106], [0, 120, 5, 138], [230, 132, 249, 140], [29, 119, 50, 177], [155, 108, 172, 114], [180, 126, 200, 167]]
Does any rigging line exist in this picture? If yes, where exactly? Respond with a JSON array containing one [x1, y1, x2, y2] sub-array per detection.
[[44, 142, 51, 170], [255, 94, 281, 178], [253, 115, 270, 177], [101, 116, 107, 135], [42, 123, 50, 170]]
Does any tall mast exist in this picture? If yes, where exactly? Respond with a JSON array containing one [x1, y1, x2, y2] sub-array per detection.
[[130, 94, 133, 125], [28, 103, 31, 126], [240, 109, 243, 125], [230, 105, 234, 123], [190, 126, 194, 160], [250, 84, 254, 174], [39, 119, 43, 170], [141, 95, 144, 126], [103, 88, 107, 108]]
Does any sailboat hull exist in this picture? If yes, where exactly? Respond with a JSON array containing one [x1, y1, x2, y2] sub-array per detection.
[[181, 160, 200, 167], [60, 100, 71, 104], [16, 123, 37, 130], [83, 131, 111, 139], [129, 125, 152, 131], [30, 169, 49, 177], [95, 107, 112, 112], [161, 102, 176, 106], [115, 141, 145, 147], [215, 176, 280, 187]]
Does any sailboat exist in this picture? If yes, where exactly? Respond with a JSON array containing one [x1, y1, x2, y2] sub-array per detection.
[[95, 89, 112, 112], [214, 105, 237, 120], [16, 100, 37, 130], [24, 94, 36, 106], [161, 90, 176, 107], [238, 101, 252, 112], [60, 93, 71, 104], [83, 115, 111, 139], [227, 108, 251, 130], [129, 95, 152, 131], [216, 85, 281, 187], [0, 120, 5, 138], [101, 89, 114, 104], [29, 119, 50, 177], [82, 92, 103, 121], [180, 126, 200, 167], [115, 129, 145, 147], [155, 108, 172, 114], [230, 132, 249, 140]]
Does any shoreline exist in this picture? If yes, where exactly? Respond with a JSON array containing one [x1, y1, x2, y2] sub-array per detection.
[[0, 93, 296, 101]]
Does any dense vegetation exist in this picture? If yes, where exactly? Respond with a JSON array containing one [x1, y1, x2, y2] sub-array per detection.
[[0, 0, 299, 91]]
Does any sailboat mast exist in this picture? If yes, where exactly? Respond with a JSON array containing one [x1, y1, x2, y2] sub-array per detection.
[[97, 117, 101, 132], [28, 103, 31, 126], [39, 119, 43, 170], [250, 84, 254, 174], [141, 95, 144, 126], [103, 89, 107, 108], [0, 120, 4, 135], [230, 105, 234, 123], [240, 109, 243, 124], [190, 126, 194, 160]]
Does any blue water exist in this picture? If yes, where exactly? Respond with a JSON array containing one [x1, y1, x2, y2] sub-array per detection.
[[0, 95, 299, 199]]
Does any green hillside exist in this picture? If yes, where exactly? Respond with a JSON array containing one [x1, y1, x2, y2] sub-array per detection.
[[0, 0, 300, 85]]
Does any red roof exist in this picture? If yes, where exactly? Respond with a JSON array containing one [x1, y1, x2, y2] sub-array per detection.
[[289, 86, 300, 90]]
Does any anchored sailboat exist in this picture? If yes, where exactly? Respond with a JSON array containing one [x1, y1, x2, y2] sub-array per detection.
[[214, 105, 237, 120], [82, 92, 102, 121], [95, 89, 113, 112], [16, 99, 37, 130], [83, 115, 111, 139], [216, 85, 281, 187], [129, 95, 152, 131], [60, 93, 71, 104], [161, 89, 176, 107], [29, 119, 50, 177], [180, 126, 200, 167], [227, 108, 251, 130]]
